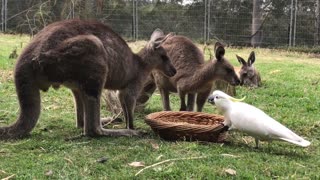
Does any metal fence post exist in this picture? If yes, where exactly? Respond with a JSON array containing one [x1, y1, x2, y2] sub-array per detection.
[[207, 0, 210, 42], [1, 0, 7, 32], [293, 0, 297, 46], [135, 0, 138, 40], [1, 0, 3, 32], [132, 0, 138, 41], [315, 0, 320, 45], [204, 0, 207, 43], [289, 0, 293, 47], [132, 0, 135, 40]]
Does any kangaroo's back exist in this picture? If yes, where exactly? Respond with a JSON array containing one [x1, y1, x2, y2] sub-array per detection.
[[161, 35, 204, 72], [20, 19, 136, 90], [29, 19, 129, 54]]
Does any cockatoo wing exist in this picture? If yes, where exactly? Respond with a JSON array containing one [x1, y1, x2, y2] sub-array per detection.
[[227, 102, 310, 147]]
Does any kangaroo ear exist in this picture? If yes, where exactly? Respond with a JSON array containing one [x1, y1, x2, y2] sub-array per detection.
[[149, 29, 173, 49], [214, 42, 224, 52], [214, 42, 225, 61], [248, 51, 255, 66], [150, 28, 164, 42], [236, 55, 246, 65]]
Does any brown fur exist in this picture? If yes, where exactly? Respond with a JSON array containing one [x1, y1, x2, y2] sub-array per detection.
[[0, 20, 176, 139], [236, 51, 261, 87], [153, 37, 240, 112]]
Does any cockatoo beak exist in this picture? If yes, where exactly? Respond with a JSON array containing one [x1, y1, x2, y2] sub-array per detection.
[[229, 96, 246, 102]]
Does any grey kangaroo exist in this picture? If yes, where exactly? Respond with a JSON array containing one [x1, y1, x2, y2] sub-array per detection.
[[152, 35, 240, 112], [236, 51, 261, 87], [0, 20, 176, 139]]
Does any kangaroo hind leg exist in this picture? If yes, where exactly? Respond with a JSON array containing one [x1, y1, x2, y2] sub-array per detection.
[[159, 88, 171, 111], [72, 89, 84, 129], [186, 93, 195, 111], [196, 88, 211, 112]]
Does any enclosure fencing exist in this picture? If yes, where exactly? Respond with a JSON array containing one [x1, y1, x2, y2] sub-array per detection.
[[1, 0, 319, 47]]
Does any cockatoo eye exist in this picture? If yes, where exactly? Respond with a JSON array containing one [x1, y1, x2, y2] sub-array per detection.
[[215, 96, 219, 99]]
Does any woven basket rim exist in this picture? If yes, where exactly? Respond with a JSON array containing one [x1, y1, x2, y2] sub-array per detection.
[[145, 111, 227, 142], [145, 111, 225, 131]]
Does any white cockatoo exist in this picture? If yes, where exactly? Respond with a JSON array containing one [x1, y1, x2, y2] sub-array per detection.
[[207, 90, 311, 148]]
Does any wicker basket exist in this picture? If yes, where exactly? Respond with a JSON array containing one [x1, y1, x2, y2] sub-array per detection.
[[145, 111, 228, 142]]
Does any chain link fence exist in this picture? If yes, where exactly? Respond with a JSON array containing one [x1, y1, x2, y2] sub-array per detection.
[[1, 0, 319, 47]]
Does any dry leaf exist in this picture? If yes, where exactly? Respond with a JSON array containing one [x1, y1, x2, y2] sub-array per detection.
[[128, 161, 145, 167], [221, 154, 240, 158], [96, 157, 108, 163], [225, 168, 236, 176], [150, 142, 159, 150], [45, 170, 53, 176]]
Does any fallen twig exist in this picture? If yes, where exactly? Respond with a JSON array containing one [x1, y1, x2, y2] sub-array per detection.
[[103, 111, 122, 127], [1, 174, 15, 180], [64, 157, 74, 165], [135, 156, 207, 176], [221, 154, 241, 158]]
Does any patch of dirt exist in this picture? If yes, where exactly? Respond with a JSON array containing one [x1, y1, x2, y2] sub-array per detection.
[[0, 70, 14, 82]]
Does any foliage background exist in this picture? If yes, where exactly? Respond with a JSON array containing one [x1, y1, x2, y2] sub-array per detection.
[[1, 0, 319, 47]]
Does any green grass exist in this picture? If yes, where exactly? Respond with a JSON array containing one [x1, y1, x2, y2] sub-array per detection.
[[1, 34, 320, 179]]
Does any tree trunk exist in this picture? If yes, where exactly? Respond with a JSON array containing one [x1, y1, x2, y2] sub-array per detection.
[[251, 0, 263, 47]]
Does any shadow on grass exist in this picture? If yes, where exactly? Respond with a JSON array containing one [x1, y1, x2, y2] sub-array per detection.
[[210, 139, 312, 159]]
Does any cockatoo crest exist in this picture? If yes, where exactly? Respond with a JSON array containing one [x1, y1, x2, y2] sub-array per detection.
[[208, 90, 245, 113], [208, 90, 245, 103]]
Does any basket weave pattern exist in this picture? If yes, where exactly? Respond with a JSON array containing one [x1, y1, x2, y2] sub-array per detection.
[[145, 111, 228, 142]]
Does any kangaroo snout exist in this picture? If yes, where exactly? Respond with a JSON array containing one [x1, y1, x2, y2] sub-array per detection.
[[230, 77, 241, 86], [240, 80, 244, 86], [166, 65, 177, 77], [170, 66, 177, 76]]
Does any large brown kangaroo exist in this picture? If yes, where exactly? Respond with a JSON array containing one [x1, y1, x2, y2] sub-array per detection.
[[153, 36, 240, 112], [0, 20, 176, 139]]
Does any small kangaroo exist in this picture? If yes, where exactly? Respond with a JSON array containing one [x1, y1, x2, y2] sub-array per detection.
[[0, 20, 176, 139], [152, 36, 240, 112], [236, 51, 261, 87]]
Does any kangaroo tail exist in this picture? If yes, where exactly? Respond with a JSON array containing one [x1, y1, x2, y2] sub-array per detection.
[[0, 59, 40, 140]]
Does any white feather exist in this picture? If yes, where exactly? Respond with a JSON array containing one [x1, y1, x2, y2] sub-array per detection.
[[209, 90, 311, 147]]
